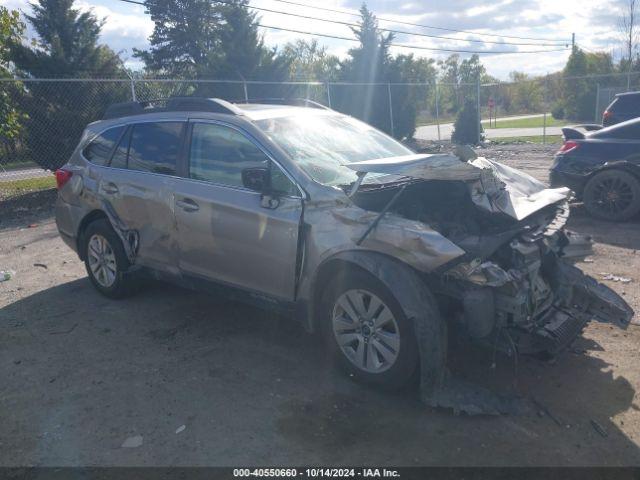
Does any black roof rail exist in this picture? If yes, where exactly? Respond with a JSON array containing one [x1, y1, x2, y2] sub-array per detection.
[[102, 97, 243, 120], [167, 97, 243, 115], [103, 100, 160, 119], [238, 97, 331, 110]]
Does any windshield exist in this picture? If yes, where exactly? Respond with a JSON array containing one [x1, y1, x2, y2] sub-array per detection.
[[255, 113, 413, 186]]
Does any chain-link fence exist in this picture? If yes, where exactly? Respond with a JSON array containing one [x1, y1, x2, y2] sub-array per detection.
[[2, 72, 640, 204]]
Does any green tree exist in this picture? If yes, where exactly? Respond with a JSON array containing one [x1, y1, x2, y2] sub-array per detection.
[[388, 54, 437, 139], [0, 7, 27, 164], [438, 54, 487, 115], [451, 99, 482, 145], [136, 0, 290, 99], [562, 47, 592, 120], [283, 39, 340, 81], [134, 0, 222, 78], [336, 4, 395, 134], [508, 71, 544, 113], [10, 0, 127, 170]]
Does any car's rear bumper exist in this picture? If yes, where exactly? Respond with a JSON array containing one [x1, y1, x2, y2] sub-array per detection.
[[549, 166, 586, 197], [55, 195, 81, 255]]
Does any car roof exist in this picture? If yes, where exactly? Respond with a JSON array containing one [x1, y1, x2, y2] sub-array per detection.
[[615, 91, 640, 98], [88, 100, 338, 133]]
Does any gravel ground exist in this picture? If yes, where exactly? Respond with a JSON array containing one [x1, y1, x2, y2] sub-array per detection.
[[1, 144, 640, 466]]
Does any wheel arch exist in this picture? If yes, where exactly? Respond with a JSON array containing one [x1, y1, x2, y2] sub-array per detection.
[[587, 161, 640, 182], [309, 250, 434, 332], [309, 249, 447, 395], [76, 209, 109, 260]]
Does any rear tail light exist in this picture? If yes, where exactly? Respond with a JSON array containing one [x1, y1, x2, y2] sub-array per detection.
[[55, 169, 73, 189], [603, 110, 613, 121], [557, 141, 579, 154]]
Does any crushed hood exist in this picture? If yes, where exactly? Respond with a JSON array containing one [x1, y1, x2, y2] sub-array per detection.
[[346, 153, 571, 221]]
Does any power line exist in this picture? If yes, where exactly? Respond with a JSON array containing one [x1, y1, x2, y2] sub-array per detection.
[[263, 0, 572, 43], [258, 23, 568, 55], [211, 0, 568, 47], [118, 0, 568, 55]]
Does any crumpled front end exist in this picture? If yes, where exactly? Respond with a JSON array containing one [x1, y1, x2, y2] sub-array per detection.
[[343, 151, 634, 355], [442, 229, 633, 355]]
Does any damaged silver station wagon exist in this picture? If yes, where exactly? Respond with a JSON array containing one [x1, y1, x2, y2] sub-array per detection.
[[55, 97, 634, 395]]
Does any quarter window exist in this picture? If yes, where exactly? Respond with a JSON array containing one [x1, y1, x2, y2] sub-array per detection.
[[82, 126, 125, 166], [127, 122, 184, 176]]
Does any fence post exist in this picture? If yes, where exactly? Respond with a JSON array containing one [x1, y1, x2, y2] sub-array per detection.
[[125, 72, 137, 102], [131, 79, 137, 102], [243, 81, 249, 102], [476, 77, 481, 144], [435, 81, 441, 142], [543, 75, 548, 144], [387, 83, 395, 137], [306, 83, 311, 101], [326, 83, 332, 108], [594, 83, 600, 123]]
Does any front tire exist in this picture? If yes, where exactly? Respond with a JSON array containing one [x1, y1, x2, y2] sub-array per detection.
[[82, 219, 135, 299], [321, 269, 420, 389], [583, 170, 640, 222]]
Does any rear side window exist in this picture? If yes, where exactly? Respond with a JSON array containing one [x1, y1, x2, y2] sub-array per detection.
[[127, 122, 184, 176], [82, 126, 125, 166], [611, 95, 640, 113]]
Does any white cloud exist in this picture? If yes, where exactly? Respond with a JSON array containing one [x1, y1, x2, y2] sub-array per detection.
[[2, 0, 627, 79]]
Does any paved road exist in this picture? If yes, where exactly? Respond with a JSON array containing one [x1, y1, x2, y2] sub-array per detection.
[[0, 167, 50, 182], [415, 113, 564, 141]]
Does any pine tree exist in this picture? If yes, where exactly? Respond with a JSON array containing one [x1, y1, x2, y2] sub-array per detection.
[[133, 0, 222, 78], [563, 47, 590, 120], [135, 0, 290, 99], [337, 4, 394, 133], [12, 0, 121, 77], [9, 0, 127, 170]]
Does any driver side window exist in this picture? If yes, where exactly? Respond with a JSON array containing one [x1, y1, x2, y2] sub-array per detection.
[[189, 123, 297, 195]]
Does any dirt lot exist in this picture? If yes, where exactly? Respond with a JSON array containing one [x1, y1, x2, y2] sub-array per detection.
[[1, 144, 640, 466]]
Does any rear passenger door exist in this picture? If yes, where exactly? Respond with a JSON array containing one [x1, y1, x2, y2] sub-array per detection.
[[174, 120, 303, 301], [98, 121, 186, 274]]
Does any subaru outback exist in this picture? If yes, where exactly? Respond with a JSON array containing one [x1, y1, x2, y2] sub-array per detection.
[[55, 97, 634, 394]]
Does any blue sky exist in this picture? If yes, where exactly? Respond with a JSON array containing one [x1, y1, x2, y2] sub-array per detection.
[[1, 0, 626, 79]]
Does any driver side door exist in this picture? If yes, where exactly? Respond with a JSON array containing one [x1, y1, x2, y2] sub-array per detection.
[[173, 120, 304, 302]]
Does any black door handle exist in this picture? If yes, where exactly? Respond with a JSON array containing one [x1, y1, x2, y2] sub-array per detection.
[[176, 198, 199, 212]]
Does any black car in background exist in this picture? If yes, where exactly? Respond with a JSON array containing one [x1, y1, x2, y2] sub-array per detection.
[[550, 118, 640, 221], [603, 91, 640, 126]]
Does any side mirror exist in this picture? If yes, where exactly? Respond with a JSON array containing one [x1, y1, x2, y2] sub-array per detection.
[[241, 167, 269, 192]]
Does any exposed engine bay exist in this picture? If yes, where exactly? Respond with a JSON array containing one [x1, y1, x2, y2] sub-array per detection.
[[346, 158, 633, 357]]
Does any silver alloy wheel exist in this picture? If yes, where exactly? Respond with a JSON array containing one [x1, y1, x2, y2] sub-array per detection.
[[87, 234, 117, 288], [332, 289, 401, 373]]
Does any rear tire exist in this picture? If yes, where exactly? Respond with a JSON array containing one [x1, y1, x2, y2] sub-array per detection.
[[82, 219, 136, 299], [583, 170, 640, 222], [321, 269, 421, 390]]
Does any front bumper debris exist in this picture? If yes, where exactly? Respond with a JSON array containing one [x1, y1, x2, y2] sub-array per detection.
[[518, 262, 633, 355]]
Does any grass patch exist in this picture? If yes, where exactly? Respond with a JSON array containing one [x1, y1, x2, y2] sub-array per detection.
[[0, 175, 56, 198], [1, 160, 38, 171], [482, 115, 565, 129], [489, 135, 563, 145]]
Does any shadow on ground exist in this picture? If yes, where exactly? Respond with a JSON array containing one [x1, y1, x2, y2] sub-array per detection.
[[1, 275, 639, 466], [566, 204, 640, 250]]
